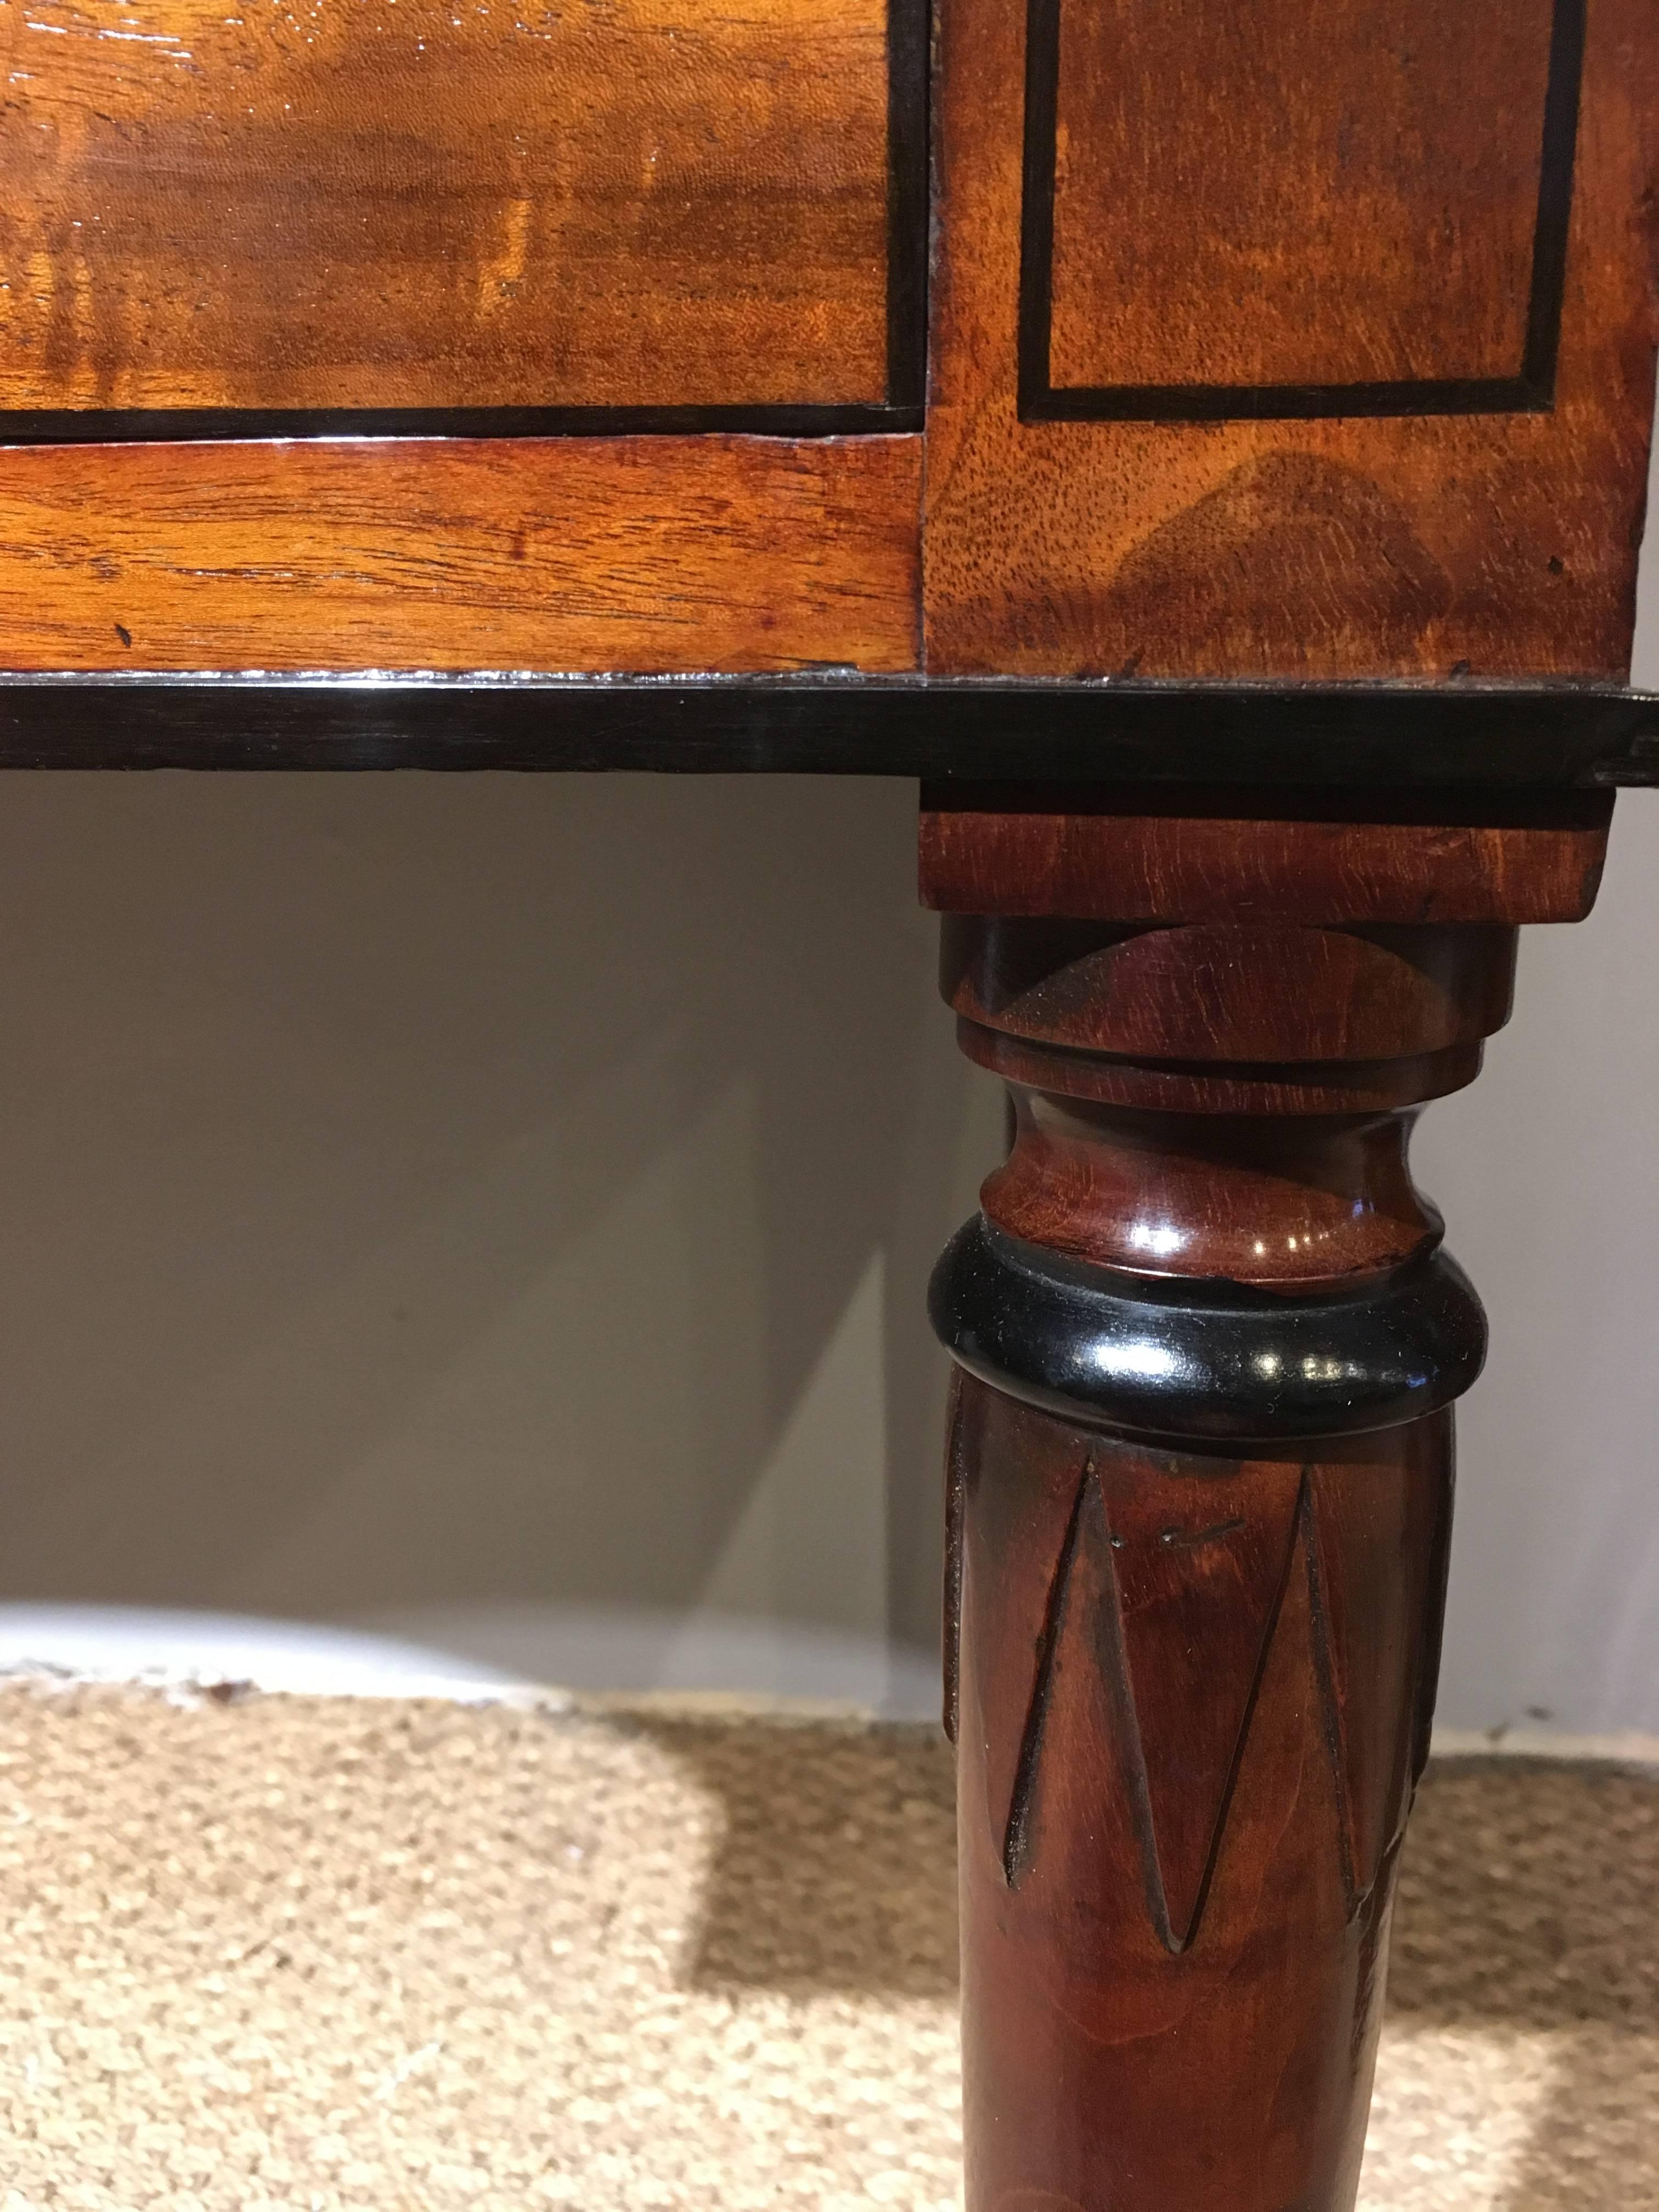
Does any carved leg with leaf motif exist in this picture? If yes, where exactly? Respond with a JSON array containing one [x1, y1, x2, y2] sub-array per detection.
[[923, 791, 1612, 2212]]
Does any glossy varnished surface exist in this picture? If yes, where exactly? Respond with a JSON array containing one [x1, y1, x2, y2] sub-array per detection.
[[0, 0, 896, 420], [941, 916, 1520, 1064], [932, 1219, 1485, 1440], [955, 1022, 1488, 1117], [0, 0, 1650, 699], [982, 1097, 1442, 1285]]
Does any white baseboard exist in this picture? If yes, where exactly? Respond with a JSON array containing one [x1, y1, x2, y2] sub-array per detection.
[[0, 1602, 943, 1718], [1, 1607, 1653, 1758]]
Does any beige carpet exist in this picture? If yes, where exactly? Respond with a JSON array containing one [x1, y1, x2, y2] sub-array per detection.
[[0, 1684, 1652, 2210]]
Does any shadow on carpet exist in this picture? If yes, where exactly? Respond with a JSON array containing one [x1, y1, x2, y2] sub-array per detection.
[[0, 1684, 1650, 2208], [633, 1716, 1659, 2209]]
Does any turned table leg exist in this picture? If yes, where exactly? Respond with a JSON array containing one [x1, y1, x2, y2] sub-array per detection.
[[921, 791, 1613, 2212]]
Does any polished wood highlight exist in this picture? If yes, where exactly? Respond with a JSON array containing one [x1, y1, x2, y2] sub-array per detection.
[[2, 0, 1655, 691], [980, 1099, 1443, 1286], [925, 0, 1659, 678], [941, 915, 1520, 1064], [0, 0, 896, 421], [0, 434, 922, 673], [953, 1025, 1488, 1118], [926, 797, 1611, 2211], [0, 0, 1652, 2197]]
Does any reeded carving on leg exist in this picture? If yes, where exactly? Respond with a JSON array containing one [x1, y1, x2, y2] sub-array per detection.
[[981, 1419, 1453, 1939], [970, 1387, 1453, 1922], [942, 1370, 966, 1746]]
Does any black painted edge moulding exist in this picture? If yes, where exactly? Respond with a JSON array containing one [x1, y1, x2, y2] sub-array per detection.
[[0, 0, 929, 448], [0, 676, 1656, 782], [1018, 0, 1586, 424]]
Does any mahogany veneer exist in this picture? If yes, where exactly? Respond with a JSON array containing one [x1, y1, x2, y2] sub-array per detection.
[[919, 789, 1615, 921], [0, 434, 923, 673], [0, 0, 912, 424]]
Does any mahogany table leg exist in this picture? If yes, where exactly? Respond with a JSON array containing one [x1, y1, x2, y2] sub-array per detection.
[[921, 793, 1613, 2212]]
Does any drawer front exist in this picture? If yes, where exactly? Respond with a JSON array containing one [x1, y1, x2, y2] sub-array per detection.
[[3, 0, 1655, 688], [0, 0, 924, 432], [0, 432, 923, 670]]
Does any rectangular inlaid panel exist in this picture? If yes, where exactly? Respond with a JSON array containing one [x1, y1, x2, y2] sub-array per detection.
[[1035, 0, 1567, 413], [0, 435, 923, 670], [925, 0, 1659, 679], [0, 0, 916, 431]]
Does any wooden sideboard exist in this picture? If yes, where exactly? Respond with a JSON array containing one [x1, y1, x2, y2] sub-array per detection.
[[3, 0, 1657, 2204]]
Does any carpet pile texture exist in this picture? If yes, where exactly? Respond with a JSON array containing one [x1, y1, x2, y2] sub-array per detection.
[[0, 1683, 1652, 2209]]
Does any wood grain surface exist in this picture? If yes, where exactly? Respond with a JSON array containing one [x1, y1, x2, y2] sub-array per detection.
[[926, 0, 1659, 679], [939, 915, 1519, 1065], [0, 434, 923, 671], [919, 793, 1614, 920], [1, 0, 1655, 689], [0, 0, 890, 415], [1047, 0, 1554, 394], [954, 1382, 1454, 2212], [951, 1024, 1487, 1116]]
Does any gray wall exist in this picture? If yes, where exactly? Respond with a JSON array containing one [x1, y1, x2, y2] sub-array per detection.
[[1, 501, 1656, 1730], [0, 774, 993, 1707]]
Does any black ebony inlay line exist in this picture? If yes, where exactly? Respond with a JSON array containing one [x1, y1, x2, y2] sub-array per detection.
[[0, 402, 922, 447], [1523, 0, 1588, 408], [0, 0, 930, 449], [1017, 0, 1064, 429], [1018, 0, 1586, 425], [886, 0, 932, 416]]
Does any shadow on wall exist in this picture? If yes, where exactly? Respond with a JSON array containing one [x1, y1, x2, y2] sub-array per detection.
[[0, 774, 997, 1705], [9, 762, 1659, 1734]]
